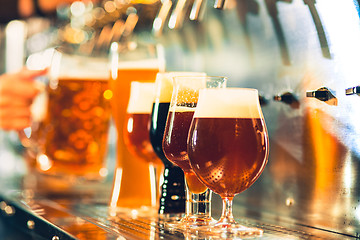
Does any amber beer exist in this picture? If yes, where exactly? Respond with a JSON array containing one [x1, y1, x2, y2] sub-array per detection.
[[163, 109, 207, 193], [109, 59, 160, 208], [123, 83, 162, 166], [37, 77, 112, 179], [188, 88, 269, 197]]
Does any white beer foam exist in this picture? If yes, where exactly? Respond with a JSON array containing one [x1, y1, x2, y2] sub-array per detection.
[[194, 88, 262, 118], [155, 72, 206, 102], [127, 82, 155, 114], [56, 55, 110, 80], [169, 105, 195, 113], [118, 58, 160, 69]]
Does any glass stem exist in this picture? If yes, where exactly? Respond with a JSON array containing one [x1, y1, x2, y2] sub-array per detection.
[[184, 180, 212, 223], [218, 197, 236, 225]]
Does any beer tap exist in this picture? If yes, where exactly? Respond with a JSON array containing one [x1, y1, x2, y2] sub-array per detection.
[[190, 0, 206, 21], [152, 0, 173, 36], [303, 0, 331, 59], [264, 0, 292, 65], [235, 0, 259, 64], [214, 0, 225, 9], [345, 85, 360, 96], [273, 91, 300, 109], [306, 87, 337, 106], [168, 0, 191, 29], [259, 94, 269, 106]]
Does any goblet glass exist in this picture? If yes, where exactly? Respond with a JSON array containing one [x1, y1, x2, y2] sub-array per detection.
[[187, 88, 269, 237], [123, 81, 163, 213], [162, 76, 227, 229]]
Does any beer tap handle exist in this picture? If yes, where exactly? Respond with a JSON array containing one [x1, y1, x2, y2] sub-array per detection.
[[303, 0, 331, 59], [273, 91, 300, 109], [214, 0, 225, 9], [168, 0, 189, 29], [235, 0, 259, 65], [264, 0, 292, 66], [306, 87, 337, 105], [259, 94, 269, 106], [153, 0, 173, 36], [190, 0, 206, 21], [345, 85, 360, 96]]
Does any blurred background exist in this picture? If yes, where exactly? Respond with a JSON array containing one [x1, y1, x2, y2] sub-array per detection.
[[1, 0, 360, 238]]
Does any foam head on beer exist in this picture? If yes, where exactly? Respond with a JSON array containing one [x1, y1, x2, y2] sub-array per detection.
[[194, 88, 263, 119], [154, 72, 206, 103], [127, 82, 155, 114], [53, 54, 110, 80]]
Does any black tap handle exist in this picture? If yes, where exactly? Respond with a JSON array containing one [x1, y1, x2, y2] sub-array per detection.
[[345, 86, 360, 95], [273, 92, 300, 109]]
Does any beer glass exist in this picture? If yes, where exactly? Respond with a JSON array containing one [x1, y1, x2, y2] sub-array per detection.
[[187, 88, 269, 236], [23, 49, 112, 193], [149, 72, 205, 214], [123, 81, 163, 211], [109, 41, 163, 209], [162, 76, 227, 229]]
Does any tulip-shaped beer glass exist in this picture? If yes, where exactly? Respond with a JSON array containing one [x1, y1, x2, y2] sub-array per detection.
[[187, 88, 269, 237], [162, 76, 227, 229]]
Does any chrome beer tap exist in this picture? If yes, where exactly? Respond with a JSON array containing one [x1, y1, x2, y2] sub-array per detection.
[[152, 0, 173, 36], [306, 87, 337, 105], [214, 0, 225, 9], [303, 0, 331, 59], [168, 0, 191, 29], [264, 0, 292, 65], [190, 0, 206, 21], [274, 91, 300, 109]]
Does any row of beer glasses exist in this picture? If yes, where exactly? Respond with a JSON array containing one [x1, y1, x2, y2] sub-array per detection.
[[118, 68, 269, 236], [24, 42, 269, 237]]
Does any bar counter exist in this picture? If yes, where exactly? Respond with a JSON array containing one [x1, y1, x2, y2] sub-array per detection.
[[0, 174, 354, 240]]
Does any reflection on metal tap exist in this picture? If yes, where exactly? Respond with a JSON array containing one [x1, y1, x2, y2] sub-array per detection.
[[168, 0, 190, 29], [259, 94, 269, 106], [273, 91, 300, 109], [265, 0, 292, 65], [153, 0, 173, 36], [303, 0, 331, 59], [306, 87, 337, 105], [235, 0, 259, 64], [345, 85, 360, 96], [214, 0, 225, 9], [190, 0, 207, 21]]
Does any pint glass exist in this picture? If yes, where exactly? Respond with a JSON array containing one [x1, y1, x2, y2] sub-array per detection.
[[109, 41, 164, 209]]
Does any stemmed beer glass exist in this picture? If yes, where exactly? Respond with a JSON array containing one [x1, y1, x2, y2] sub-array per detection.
[[187, 88, 269, 236], [123, 82, 163, 213], [149, 72, 205, 214], [162, 76, 227, 229]]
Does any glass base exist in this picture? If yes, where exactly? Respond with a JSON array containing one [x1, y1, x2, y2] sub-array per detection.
[[193, 223, 263, 238], [109, 206, 159, 218], [165, 215, 217, 231]]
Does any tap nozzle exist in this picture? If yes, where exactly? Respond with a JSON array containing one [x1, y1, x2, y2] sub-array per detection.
[[214, 0, 225, 9]]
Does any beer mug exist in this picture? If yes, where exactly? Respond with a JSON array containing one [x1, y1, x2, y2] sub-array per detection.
[[23, 49, 112, 194]]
